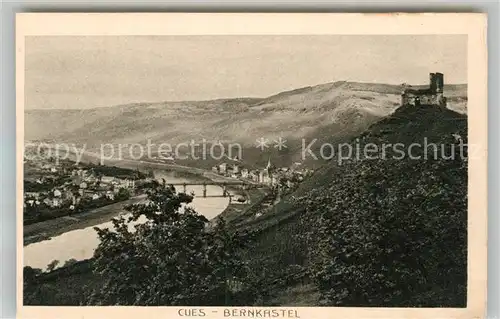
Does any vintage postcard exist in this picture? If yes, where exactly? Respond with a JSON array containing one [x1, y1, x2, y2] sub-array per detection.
[[16, 13, 487, 319]]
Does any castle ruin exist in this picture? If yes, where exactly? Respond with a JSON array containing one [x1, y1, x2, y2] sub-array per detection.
[[401, 72, 447, 107]]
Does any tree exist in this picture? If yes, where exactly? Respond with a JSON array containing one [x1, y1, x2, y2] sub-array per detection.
[[46, 260, 60, 272], [116, 187, 130, 201], [96, 170, 103, 182], [23, 266, 42, 284], [303, 138, 467, 306], [86, 180, 251, 306], [148, 168, 155, 179], [63, 258, 78, 267], [23, 266, 56, 305]]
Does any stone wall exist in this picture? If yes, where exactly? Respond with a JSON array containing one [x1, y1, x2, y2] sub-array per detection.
[[401, 72, 446, 106], [401, 92, 446, 107]]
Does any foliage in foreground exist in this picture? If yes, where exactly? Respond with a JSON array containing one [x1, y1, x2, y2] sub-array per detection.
[[24, 105, 469, 307], [85, 180, 256, 306], [299, 105, 468, 306], [24, 180, 260, 306]]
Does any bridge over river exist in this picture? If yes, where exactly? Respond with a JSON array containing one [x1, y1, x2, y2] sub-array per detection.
[[33, 146, 256, 200], [166, 181, 247, 199]]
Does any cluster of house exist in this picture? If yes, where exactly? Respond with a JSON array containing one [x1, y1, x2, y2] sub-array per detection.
[[211, 159, 313, 188], [25, 160, 67, 174], [23, 167, 136, 210], [150, 153, 175, 162]]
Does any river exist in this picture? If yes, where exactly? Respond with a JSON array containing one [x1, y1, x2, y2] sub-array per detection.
[[23, 172, 231, 271]]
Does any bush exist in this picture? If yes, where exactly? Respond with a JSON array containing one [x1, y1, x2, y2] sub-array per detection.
[[86, 180, 256, 306], [299, 105, 468, 307]]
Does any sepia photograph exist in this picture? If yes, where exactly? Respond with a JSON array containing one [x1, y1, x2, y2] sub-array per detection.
[[16, 13, 487, 319]]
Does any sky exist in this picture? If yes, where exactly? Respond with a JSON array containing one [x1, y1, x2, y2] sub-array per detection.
[[25, 35, 467, 110]]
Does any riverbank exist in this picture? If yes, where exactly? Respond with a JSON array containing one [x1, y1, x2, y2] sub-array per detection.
[[23, 195, 146, 246], [24, 181, 265, 246], [218, 186, 270, 225], [23, 154, 258, 246]]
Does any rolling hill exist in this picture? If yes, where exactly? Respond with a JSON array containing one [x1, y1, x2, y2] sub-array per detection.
[[239, 103, 468, 306], [25, 81, 467, 168], [23, 83, 469, 306]]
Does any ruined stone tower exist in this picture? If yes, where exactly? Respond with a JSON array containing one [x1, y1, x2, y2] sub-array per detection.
[[401, 72, 447, 107]]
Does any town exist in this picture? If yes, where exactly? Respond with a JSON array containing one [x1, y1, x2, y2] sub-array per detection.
[[211, 158, 313, 188], [23, 143, 315, 226], [23, 146, 149, 225], [210, 158, 314, 211]]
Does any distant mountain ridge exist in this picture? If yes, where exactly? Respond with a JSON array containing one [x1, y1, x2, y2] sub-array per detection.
[[25, 81, 467, 167]]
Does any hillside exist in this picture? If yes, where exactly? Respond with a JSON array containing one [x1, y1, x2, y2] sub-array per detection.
[[23, 102, 468, 307], [25, 82, 467, 168], [240, 103, 468, 306]]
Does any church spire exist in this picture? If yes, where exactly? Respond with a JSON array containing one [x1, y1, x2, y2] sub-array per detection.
[[266, 157, 273, 170]]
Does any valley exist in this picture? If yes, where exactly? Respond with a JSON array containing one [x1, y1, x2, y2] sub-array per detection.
[[23, 80, 469, 307]]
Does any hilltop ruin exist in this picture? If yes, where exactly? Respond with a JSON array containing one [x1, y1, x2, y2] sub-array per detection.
[[401, 73, 447, 107]]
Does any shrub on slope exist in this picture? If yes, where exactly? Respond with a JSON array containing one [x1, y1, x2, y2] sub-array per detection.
[[299, 104, 468, 306]]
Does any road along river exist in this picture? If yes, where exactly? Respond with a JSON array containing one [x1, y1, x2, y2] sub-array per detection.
[[23, 170, 232, 271]]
